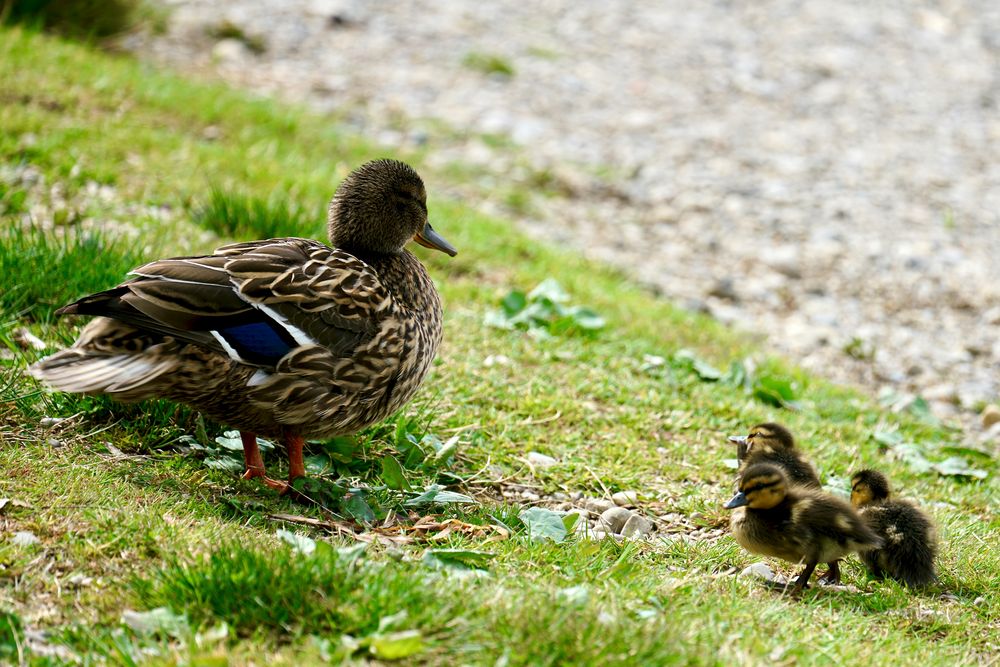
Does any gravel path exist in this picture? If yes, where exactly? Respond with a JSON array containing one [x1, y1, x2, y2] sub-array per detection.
[[135, 0, 1000, 430]]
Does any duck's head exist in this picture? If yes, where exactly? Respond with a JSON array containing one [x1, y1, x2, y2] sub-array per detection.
[[850, 469, 890, 507], [728, 422, 795, 456], [327, 159, 457, 257], [724, 463, 788, 510]]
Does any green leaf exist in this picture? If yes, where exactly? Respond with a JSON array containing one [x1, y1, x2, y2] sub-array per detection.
[[673, 349, 721, 381], [367, 630, 424, 660], [276, 529, 316, 555], [527, 278, 569, 303], [121, 607, 188, 638], [562, 512, 580, 532], [889, 443, 934, 473], [305, 454, 333, 476], [752, 376, 799, 409], [342, 493, 376, 523], [500, 290, 527, 316], [214, 431, 244, 451], [519, 507, 568, 543], [939, 444, 995, 460], [204, 456, 243, 473], [404, 486, 476, 507], [872, 429, 904, 447], [381, 455, 411, 491], [422, 548, 494, 571], [931, 456, 988, 479]]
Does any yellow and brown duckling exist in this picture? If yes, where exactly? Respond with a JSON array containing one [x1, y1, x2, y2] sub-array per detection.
[[30, 159, 456, 493], [850, 469, 938, 587], [728, 422, 822, 489], [725, 463, 882, 595]]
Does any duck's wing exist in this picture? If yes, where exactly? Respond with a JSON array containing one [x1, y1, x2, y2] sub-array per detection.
[[59, 238, 392, 369]]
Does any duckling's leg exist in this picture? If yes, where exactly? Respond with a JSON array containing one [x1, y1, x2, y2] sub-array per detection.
[[790, 561, 818, 596], [818, 560, 842, 585], [239, 431, 286, 491]]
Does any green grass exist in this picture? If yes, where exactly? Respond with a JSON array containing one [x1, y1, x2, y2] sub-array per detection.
[[1, 25, 998, 665]]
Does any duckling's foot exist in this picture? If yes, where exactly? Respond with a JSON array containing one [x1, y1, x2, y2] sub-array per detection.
[[817, 561, 842, 586]]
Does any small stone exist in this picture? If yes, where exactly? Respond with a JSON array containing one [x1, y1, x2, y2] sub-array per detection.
[[581, 497, 615, 514], [521, 491, 540, 501], [553, 501, 572, 511], [612, 490, 639, 506], [972, 596, 986, 607], [526, 451, 557, 468], [12, 531, 40, 547], [707, 277, 739, 302], [981, 405, 1000, 429], [620, 514, 653, 538], [599, 507, 635, 534], [212, 38, 248, 63]]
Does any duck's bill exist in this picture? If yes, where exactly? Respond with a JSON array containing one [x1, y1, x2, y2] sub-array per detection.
[[414, 223, 457, 256], [724, 492, 748, 509], [728, 435, 747, 445]]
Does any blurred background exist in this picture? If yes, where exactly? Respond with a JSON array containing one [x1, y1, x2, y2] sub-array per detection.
[[13, 0, 1000, 427]]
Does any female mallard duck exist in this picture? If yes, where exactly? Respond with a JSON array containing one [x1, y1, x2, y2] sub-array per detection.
[[30, 159, 456, 492], [850, 469, 938, 587], [724, 463, 882, 594], [728, 423, 821, 489]]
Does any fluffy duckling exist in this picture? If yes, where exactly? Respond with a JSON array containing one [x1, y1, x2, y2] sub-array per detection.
[[850, 469, 938, 587], [30, 159, 456, 493], [728, 422, 821, 489], [725, 463, 882, 594]]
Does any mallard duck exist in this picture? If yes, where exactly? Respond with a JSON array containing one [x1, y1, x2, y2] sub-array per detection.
[[30, 159, 456, 493], [728, 422, 821, 489], [724, 462, 882, 594], [850, 469, 938, 587]]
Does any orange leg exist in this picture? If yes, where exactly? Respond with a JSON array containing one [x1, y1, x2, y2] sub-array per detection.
[[239, 431, 286, 491], [285, 433, 306, 482]]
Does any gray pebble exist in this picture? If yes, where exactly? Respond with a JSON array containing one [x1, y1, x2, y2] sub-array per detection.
[[612, 490, 639, 507], [599, 507, 634, 534], [581, 497, 615, 514], [620, 514, 653, 538]]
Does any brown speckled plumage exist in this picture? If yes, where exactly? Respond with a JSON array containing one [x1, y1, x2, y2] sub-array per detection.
[[30, 159, 455, 491]]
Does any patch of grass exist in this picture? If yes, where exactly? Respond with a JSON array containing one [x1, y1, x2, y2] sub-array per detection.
[[462, 52, 516, 78], [1, 0, 141, 40], [0, 224, 148, 321], [191, 187, 322, 240]]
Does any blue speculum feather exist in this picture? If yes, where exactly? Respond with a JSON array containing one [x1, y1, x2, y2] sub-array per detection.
[[217, 320, 296, 364]]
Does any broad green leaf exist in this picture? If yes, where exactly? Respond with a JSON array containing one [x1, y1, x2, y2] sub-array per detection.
[[562, 512, 580, 532], [215, 432, 244, 451], [277, 529, 316, 555], [889, 443, 934, 473], [305, 454, 333, 476], [381, 455, 411, 490], [519, 507, 568, 543], [343, 493, 376, 523], [752, 376, 799, 409], [121, 607, 188, 638], [500, 290, 527, 315], [404, 486, 476, 507], [527, 278, 569, 303], [931, 456, 988, 479], [204, 456, 243, 473]]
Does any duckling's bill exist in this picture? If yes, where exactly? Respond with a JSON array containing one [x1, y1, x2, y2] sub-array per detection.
[[724, 491, 748, 509], [728, 435, 747, 445], [414, 222, 457, 256]]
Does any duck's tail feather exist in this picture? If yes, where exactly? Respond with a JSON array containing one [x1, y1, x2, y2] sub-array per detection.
[[28, 349, 173, 398]]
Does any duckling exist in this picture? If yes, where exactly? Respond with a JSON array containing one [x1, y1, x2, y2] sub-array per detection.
[[30, 159, 456, 493], [728, 423, 821, 489], [724, 463, 882, 594], [850, 469, 938, 587]]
